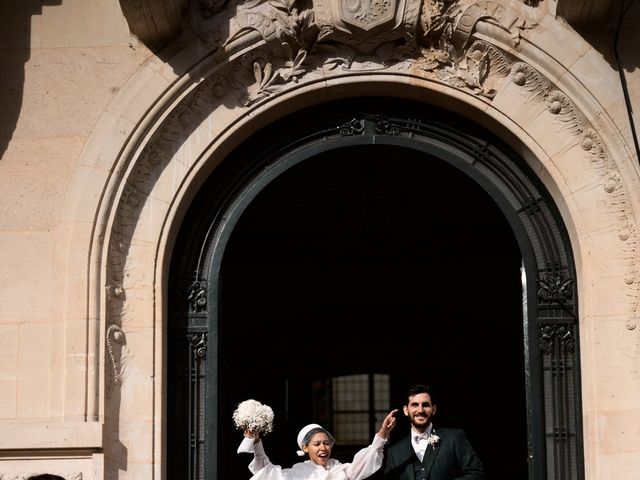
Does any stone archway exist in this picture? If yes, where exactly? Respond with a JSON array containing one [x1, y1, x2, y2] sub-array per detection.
[[57, 1, 640, 479]]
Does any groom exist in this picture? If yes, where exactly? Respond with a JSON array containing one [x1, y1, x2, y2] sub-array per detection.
[[383, 384, 485, 480]]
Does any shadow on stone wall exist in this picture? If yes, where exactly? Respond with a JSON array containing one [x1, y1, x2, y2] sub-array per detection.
[[118, 0, 231, 64], [0, 0, 61, 160], [118, 0, 188, 53], [617, 0, 640, 71], [614, 0, 640, 161]]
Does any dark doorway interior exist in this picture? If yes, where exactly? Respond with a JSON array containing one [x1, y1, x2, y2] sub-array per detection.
[[219, 143, 527, 478]]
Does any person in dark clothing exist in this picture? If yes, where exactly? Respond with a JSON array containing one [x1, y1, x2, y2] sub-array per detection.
[[384, 384, 485, 480]]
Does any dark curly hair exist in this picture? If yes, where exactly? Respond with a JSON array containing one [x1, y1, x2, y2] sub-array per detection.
[[405, 384, 436, 405]]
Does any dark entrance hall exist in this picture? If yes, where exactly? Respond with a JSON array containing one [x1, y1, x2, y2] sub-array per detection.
[[218, 143, 526, 478]]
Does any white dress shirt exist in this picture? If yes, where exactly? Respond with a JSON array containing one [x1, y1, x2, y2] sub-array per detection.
[[411, 425, 434, 462]]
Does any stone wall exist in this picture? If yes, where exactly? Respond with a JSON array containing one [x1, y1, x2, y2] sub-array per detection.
[[0, 0, 638, 478]]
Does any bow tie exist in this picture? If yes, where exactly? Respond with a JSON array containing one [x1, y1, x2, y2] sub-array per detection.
[[415, 433, 430, 442]]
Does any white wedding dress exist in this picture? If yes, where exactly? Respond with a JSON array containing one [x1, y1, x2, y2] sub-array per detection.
[[238, 434, 386, 480]]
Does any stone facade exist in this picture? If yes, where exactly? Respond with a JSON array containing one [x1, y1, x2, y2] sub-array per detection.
[[0, 0, 638, 479]]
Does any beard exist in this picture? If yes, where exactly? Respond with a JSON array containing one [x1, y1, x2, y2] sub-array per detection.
[[410, 414, 432, 427]]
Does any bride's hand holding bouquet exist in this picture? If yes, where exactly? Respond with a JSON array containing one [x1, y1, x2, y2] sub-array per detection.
[[233, 399, 274, 453]]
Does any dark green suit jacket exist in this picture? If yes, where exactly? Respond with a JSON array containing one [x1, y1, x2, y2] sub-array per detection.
[[383, 427, 485, 480]]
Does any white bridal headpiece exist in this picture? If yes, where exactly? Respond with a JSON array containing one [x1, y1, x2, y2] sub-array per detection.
[[296, 423, 323, 456]]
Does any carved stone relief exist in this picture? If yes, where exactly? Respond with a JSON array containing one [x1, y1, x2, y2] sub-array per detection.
[[211, 0, 539, 104], [106, 324, 126, 384], [313, 0, 422, 53]]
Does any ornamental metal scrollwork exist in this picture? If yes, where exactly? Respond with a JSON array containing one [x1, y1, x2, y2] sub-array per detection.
[[189, 332, 208, 359], [338, 118, 365, 136], [539, 324, 575, 354], [375, 118, 401, 135], [538, 271, 573, 303], [188, 280, 208, 312]]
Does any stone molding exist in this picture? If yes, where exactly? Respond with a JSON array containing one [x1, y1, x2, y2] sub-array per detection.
[[0, 422, 102, 450]]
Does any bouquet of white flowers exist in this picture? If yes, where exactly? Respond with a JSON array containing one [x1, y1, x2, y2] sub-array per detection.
[[234, 399, 275, 454], [232, 399, 274, 434]]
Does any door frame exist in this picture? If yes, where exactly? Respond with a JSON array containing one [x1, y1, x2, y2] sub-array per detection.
[[168, 99, 584, 480]]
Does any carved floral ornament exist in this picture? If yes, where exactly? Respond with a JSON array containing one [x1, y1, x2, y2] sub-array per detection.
[[210, 0, 538, 103], [104, 0, 639, 384]]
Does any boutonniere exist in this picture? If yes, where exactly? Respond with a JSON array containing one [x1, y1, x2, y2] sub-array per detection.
[[427, 433, 440, 447]]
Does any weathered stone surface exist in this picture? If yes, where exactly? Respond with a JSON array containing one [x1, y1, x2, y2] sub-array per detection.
[[0, 0, 639, 478]]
